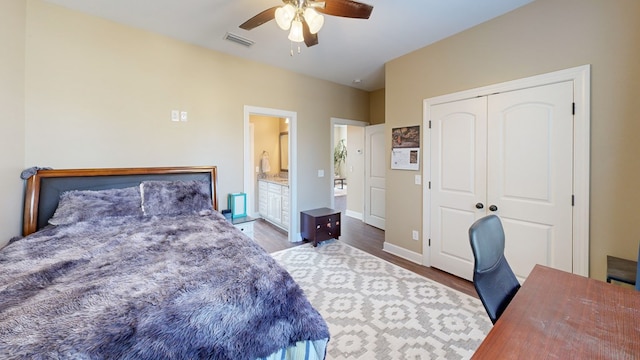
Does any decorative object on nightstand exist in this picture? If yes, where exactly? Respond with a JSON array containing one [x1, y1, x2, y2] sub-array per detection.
[[300, 207, 341, 247], [231, 216, 256, 240], [228, 193, 247, 219]]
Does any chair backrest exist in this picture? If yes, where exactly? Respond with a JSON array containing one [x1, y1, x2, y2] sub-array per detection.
[[469, 215, 521, 324], [636, 244, 640, 291]]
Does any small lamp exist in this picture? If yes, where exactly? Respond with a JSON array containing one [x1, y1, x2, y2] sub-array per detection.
[[228, 193, 247, 219]]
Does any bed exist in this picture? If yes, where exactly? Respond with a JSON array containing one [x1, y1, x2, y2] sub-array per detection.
[[0, 166, 329, 359]]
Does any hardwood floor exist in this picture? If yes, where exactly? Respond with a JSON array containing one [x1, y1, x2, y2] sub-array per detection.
[[253, 195, 478, 298]]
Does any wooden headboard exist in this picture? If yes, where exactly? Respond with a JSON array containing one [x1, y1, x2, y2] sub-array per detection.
[[22, 166, 218, 236]]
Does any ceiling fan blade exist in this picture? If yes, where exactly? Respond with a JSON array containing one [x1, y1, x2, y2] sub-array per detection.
[[317, 0, 373, 19], [239, 6, 279, 30], [302, 19, 319, 47]]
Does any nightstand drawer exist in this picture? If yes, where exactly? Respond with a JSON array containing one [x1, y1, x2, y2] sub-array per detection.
[[231, 217, 256, 240]]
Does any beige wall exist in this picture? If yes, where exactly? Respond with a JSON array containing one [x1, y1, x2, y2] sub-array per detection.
[[369, 88, 385, 125], [386, 0, 640, 280], [13, 0, 369, 240], [0, 0, 26, 247]]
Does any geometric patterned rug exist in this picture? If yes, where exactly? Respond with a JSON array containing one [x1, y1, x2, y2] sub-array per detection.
[[271, 240, 492, 360]]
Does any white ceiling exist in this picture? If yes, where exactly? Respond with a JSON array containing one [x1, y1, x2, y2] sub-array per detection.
[[42, 0, 533, 91]]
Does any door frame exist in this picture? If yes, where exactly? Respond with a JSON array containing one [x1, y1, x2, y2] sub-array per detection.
[[244, 105, 298, 243], [422, 64, 591, 276]]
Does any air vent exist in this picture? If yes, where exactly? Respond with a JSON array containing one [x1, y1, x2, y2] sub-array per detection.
[[224, 32, 254, 47]]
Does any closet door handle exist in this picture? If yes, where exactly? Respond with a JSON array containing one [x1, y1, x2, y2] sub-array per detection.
[[475, 202, 484, 209], [489, 205, 498, 212]]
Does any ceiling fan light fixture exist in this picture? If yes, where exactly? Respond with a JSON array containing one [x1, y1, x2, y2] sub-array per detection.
[[275, 4, 296, 30], [303, 8, 324, 34], [240, 0, 373, 50], [288, 19, 304, 42]]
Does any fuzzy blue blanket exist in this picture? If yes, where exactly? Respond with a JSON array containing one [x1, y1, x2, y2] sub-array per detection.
[[0, 213, 328, 359]]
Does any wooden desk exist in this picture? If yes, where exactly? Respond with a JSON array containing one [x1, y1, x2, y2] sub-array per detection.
[[472, 265, 640, 359]]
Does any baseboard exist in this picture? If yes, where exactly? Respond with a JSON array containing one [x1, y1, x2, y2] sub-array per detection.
[[383, 242, 423, 265], [345, 210, 363, 220]]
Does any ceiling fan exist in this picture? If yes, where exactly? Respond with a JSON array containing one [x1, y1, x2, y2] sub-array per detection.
[[239, 0, 373, 48]]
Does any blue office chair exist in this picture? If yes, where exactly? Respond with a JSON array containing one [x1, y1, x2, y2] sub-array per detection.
[[469, 215, 521, 324]]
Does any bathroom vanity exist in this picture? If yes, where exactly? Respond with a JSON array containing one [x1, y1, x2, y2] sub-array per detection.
[[258, 179, 289, 230]]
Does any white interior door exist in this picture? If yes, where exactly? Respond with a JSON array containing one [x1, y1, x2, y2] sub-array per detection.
[[488, 81, 574, 281], [365, 124, 385, 229], [430, 81, 574, 281], [429, 98, 487, 279]]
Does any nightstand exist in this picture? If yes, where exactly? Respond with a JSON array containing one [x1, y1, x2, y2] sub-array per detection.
[[231, 216, 256, 240], [300, 208, 341, 247]]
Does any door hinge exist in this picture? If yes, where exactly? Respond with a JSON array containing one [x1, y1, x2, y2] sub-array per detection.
[[572, 102, 575, 115], [428, 238, 431, 246], [428, 120, 432, 129], [572, 195, 575, 206], [428, 181, 431, 189]]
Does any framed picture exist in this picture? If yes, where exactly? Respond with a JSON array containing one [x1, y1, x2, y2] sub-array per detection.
[[391, 125, 420, 170], [228, 193, 247, 219]]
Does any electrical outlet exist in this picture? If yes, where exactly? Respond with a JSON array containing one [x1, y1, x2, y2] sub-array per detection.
[[318, 169, 324, 177], [412, 230, 419, 241], [171, 110, 179, 122]]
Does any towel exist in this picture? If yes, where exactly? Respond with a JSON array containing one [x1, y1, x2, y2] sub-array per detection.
[[261, 152, 271, 173]]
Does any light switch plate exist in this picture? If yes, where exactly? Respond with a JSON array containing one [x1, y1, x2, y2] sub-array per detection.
[[180, 111, 188, 122], [318, 169, 324, 177], [171, 110, 179, 122]]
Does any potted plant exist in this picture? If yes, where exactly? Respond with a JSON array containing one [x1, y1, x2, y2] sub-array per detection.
[[334, 139, 347, 177]]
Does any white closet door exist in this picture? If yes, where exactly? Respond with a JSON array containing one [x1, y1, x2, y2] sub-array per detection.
[[430, 97, 487, 280], [487, 81, 574, 281], [429, 81, 574, 282]]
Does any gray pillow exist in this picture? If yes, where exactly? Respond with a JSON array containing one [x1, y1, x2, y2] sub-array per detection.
[[49, 187, 143, 225], [140, 180, 213, 216]]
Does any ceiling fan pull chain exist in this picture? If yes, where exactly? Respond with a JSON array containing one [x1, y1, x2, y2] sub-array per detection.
[[289, 41, 302, 57]]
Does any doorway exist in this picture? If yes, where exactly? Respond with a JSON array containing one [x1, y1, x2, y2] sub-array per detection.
[[330, 118, 368, 220], [244, 106, 298, 243]]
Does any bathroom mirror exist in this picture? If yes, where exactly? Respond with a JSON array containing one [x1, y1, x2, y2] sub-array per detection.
[[280, 132, 289, 172]]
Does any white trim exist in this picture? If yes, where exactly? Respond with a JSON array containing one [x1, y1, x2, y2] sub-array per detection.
[[244, 105, 298, 243], [345, 209, 363, 220], [331, 117, 370, 127], [383, 242, 423, 264], [422, 64, 591, 276]]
